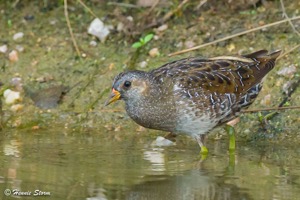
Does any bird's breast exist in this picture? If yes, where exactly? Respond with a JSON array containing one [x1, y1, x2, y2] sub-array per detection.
[[125, 98, 177, 132]]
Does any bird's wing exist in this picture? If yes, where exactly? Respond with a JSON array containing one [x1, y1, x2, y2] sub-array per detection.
[[151, 50, 281, 97]]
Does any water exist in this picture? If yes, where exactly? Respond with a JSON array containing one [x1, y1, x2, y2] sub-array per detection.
[[1, 129, 300, 200]]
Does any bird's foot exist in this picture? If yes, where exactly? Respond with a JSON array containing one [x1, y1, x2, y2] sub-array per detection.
[[200, 145, 208, 154], [198, 146, 208, 161]]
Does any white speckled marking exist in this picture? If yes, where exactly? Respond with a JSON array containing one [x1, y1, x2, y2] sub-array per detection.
[[175, 105, 218, 137]]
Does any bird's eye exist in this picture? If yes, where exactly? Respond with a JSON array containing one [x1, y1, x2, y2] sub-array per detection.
[[123, 80, 131, 88]]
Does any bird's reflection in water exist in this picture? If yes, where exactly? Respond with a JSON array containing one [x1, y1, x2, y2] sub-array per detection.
[[124, 169, 252, 200]]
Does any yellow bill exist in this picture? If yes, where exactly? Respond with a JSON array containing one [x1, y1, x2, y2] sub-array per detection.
[[105, 88, 121, 106]]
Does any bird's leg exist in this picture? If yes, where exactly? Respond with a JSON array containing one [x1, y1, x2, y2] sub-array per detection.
[[195, 134, 208, 154], [225, 124, 236, 151], [163, 132, 177, 142], [225, 117, 239, 151]]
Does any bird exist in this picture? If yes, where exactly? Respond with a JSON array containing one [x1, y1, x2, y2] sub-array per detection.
[[105, 50, 281, 153]]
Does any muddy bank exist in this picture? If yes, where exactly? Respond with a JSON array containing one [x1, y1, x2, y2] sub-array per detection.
[[0, 0, 299, 143]]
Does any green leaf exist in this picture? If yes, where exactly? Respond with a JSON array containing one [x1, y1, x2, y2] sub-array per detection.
[[132, 42, 142, 48], [144, 34, 154, 43]]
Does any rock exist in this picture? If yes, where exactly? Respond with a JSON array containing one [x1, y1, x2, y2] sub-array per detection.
[[9, 50, 19, 62], [226, 43, 235, 52], [0, 44, 7, 53], [149, 48, 160, 57], [277, 64, 297, 78], [10, 104, 24, 112], [25, 85, 69, 109], [152, 136, 175, 147], [89, 40, 97, 47], [138, 61, 148, 68], [157, 24, 168, 32], [16, 45, 24, 52], [126, 16, 133, 22], [11, 77, 23, 90], [88, 18, 111, 43], [24, 15, 34, 21], [3, 89, 22, 105], [117, 22, 124, 32], [184, 40, 196, 49], [13, 32, 24, 40]]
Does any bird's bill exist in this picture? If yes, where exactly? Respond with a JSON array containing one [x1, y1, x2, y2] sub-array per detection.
[[105, 88, 121, 106]]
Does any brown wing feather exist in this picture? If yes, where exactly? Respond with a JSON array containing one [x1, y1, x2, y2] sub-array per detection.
[[151, 50, 281, 97]]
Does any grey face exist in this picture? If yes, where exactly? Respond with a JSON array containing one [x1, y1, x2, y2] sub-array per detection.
[[109, 70, 150, 102]]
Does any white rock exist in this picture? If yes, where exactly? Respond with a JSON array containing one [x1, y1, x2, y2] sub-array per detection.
[[3, 89, 21, 105], [184, 40, 196, 48], [153, 35, 159, 40], [126, 16, 133, 22], [88, 18, 111, 43], [16, 45, 24, 52], [157, 24, 168, 32], [117, 22, 124, 32], [138, 61, 148, 68], [152, 136, 175, 147], [277, 64, 297, 78], [0, 44, 7, 53], [89, 40, 97, 47], [13, 32, 24, 40]]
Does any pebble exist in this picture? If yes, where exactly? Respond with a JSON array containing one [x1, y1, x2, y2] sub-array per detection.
[[9, 50, 19, 62], [0, 44, 7, 53], [149, 48, 160, 57], [138, 61, 148, 68], [152, 136, 175, 147], [117, 22, 124, 32], [157, 24, 168, 32], [89, 40, 97, 47], [277, 64, 297, 78], [126, 16, 133, 22], [11, 77, 23, 90], [16, 45, 24, 52], [88, 18, 111, 43], [13, 32, 24, 40], [184, 40, 195, 49], [3, 89, 22, 105], [10, 104, 24, 112], [50, 20, 57, 25], [153, 35, 160, 40], [226, 43, 235, 52]]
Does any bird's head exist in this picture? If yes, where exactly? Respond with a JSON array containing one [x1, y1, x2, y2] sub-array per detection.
[[105, 70, 152, 106]]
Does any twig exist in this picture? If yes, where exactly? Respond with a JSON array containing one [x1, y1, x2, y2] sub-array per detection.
[[195, 0, 207, 10], [242, 78, 300, 115], [77, 0, 98, 18], [162, 0, 189, 22], [168, 15, 300, 56], [64, 0, 81, 57], [143, 0, 190, 30], [107, 2, 140, 8], [145, 0, 160, 17], [242, 106, 300, 113], [280, 0, 300, 36]]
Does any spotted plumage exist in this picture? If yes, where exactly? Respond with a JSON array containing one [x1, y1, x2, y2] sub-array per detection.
[[105, 50, 281, 151]]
